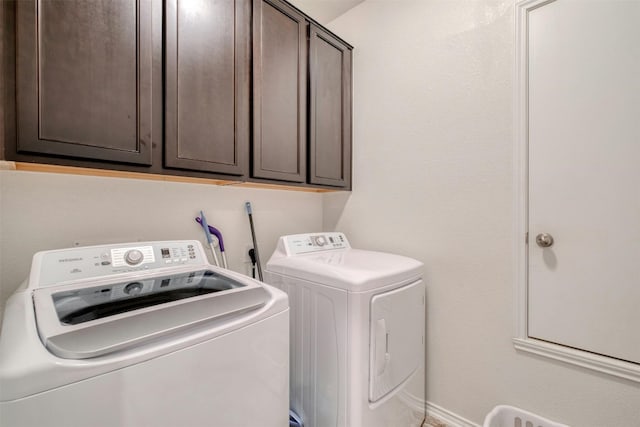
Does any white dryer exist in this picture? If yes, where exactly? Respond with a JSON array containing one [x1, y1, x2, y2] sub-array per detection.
[[0, 240, 289, 427], [265, 233, 425, 427]]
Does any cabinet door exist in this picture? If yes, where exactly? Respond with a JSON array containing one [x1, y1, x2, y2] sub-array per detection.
[[309, 25, 352, 189], [164, 0, 250, 176], [252, 0, 307, 183], [15, 0, 153, 165]]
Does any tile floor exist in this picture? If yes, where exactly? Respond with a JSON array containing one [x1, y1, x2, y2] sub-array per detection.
[[423, 415, 448, 427]]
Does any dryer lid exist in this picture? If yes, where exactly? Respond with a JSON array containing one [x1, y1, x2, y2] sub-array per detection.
[[266, 248, 423, 292]]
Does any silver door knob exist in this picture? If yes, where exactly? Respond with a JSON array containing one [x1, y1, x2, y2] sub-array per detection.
[[535, 233, 554, 248]]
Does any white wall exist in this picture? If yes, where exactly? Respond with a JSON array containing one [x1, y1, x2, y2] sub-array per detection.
[[0, 169, 323, 319], [321, 0, 640, 426]]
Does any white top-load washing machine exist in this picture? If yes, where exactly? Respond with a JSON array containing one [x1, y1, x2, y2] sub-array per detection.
[[0, 240, 289, 427], [265, 233, 425, 427]]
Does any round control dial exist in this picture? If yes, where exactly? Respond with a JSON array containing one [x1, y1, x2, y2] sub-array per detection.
[[124, 282, 143, 296], [314, 236, 327, 246], [124, 249, 144, 265]]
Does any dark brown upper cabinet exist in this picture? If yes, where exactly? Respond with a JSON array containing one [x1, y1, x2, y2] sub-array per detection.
[[309, 24, 352, 189], [5, 0, 352, 190], [164, 0, 250, 176], [15, 0, 154, 165], [252, 0, 307, 183]]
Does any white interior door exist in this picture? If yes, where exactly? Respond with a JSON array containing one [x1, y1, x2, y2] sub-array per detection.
[[527, 0, 640, 364]]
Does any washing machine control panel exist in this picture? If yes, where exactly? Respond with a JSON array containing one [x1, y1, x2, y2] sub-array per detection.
[[285, 232, 350, 255], [36, 241, 207, 287]]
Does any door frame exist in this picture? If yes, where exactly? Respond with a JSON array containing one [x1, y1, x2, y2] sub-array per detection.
[[512, 0, 640, 383]]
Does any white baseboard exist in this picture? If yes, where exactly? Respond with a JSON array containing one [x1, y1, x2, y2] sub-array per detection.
[[427, 401, 480, 427]]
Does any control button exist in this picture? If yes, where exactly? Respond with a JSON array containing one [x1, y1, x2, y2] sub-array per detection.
[[181, 258, 188, 262], [124, 282, 143, 296], [165, 259, 172, 264], [124, 249, 144, 265], [101, 261, 111, 266]]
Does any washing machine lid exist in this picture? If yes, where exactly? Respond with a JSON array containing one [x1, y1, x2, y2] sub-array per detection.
[[266, 248, 423, 292], [33, 268, 270, 359]]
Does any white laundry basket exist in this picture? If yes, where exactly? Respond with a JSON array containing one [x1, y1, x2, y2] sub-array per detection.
[[483, 405, 569, 427]]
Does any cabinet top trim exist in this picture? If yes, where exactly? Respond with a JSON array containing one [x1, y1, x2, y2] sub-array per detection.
[[282, 0, 354, 49]]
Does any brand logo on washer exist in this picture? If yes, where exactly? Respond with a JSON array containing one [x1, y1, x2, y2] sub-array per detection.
[[59, 257, 83, 263]]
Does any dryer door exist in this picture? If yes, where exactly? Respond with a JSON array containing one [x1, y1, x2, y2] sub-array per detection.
[[369, 279, 424, 402]]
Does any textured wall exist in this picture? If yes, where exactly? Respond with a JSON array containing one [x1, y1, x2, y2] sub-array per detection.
[[321, 0, 640, 425]]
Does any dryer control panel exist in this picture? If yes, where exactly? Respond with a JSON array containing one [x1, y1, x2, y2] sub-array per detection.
[[284, 232, 350, 255], [34, 241, 207, 288]]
